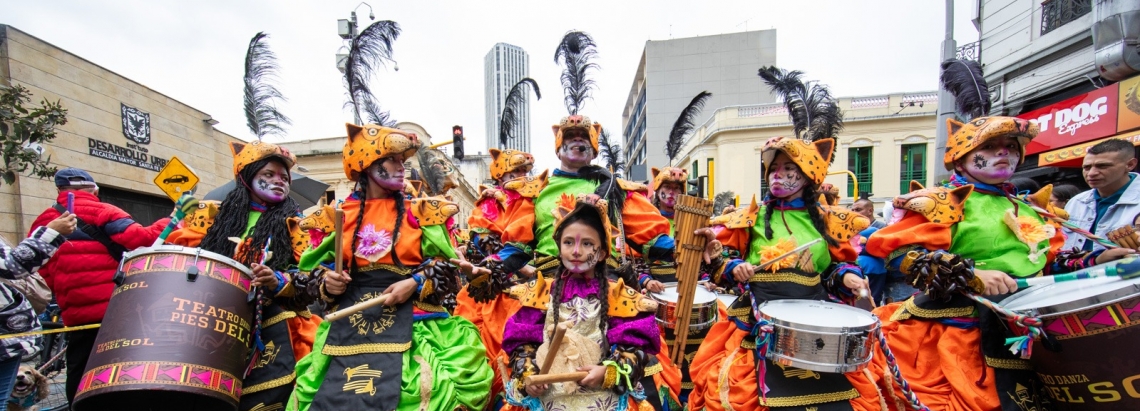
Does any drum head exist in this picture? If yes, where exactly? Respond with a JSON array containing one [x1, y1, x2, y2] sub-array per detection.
[[717, 294, 737, 306], [759, 300, 876, 328], [653, 283, 717, 303], [1002, 276, 1140, 317]]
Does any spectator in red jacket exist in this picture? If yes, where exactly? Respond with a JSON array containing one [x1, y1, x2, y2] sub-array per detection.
[[29, 168, 170, 403]]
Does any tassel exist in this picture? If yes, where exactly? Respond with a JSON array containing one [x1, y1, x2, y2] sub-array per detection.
[[1005, 335, 1033, 358]]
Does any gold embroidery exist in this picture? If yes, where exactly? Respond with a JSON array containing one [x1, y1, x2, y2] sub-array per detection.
[[758, 388, 859, 407], [414, 301, 447, 313], [349, 292, 397, 336], [242, 372, 296, 394], [985, 356, 1032, 370], [806, 407, 819, 411], [901, 298, 975, 319], [726, 306, 751, 318], [681, 382, 695, 390], [247, 403, 285, 411], [254, 341, 281, 369], [650, 266, 676, 275], [741, 339, 756, 350], [263, 311, 297, 327], [322, 341, 412, 356], [343, 364, 383, 396], [1006, 382, 1039, 411], [747, 272, 821, 286], [776, 362, 821, 380], [644, 362, 663, 376], [536, 256, 560, 272], [359, 263, 413, 276]]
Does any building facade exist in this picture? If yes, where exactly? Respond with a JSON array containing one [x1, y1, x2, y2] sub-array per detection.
[[484, 43, 531, 153], [978, 0, 1140, 184], [671, 91, 940, 211], [620, 30, 778, 181], [0, 25, 238, 243]]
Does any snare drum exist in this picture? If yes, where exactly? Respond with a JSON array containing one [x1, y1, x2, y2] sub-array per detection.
[[649, 283, 718, 330], [717, 293, 738, 308], [1001, 276, 1140, 411], [756, 300, 878, 373]]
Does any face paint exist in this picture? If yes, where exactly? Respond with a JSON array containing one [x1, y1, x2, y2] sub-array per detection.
[[767, 160, 806, 199], [559, 222, 602, 277], [369, 156, 405, 191], [251, 162, 290, 204], [558, 137, 595, 165], [657, 183, 681, 210], [958, 136, 1020, 184]]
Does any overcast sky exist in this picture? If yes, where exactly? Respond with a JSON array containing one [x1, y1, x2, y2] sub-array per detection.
[[5, 0, 979, 171]]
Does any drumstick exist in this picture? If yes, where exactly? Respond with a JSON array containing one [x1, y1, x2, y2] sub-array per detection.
[[325, 294, 389, 322], [334, 210, 345, 279], [1020, 202, 1120, 249], [753, 239, 823, 273], [1015, 256, 1140, 288], [524, 371, 589, 386], [539, 321, 571, 375], [153, 193, 198, 247]]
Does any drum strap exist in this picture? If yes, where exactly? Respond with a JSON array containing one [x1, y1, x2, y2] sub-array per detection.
[[53, 204, 127, 262]]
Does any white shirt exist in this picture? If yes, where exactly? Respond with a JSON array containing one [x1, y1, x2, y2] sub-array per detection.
[[1063, 173, 1140, 252]]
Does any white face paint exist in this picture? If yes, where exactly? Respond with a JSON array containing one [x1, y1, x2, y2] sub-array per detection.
[[559, 222, 602, 276], [558, 135, 595, 167], [368, 155, 406, 191], [657, 182, 682, 210], [957, 136, 1020, 185], [767, 153, 806, 199], [251, 161, 291, 204]]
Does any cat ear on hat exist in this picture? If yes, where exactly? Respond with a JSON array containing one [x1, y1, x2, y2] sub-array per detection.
[[812, 138, 835, 164], [229, 142, 247, 157], [346, 123, 364, 141], [489, 148, 502, 161]]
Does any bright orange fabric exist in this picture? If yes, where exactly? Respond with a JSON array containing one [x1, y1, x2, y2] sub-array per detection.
[[165, 226, 205, 248], [454, 287, 522, 405], [622, 191, 673, 250], [287, 314, 321, 362], [468, 196, 507, 237], [865, 212, 953, 258], [688, 318, 882, 411], [653, 338, 683, 407], [864, 303, 1000, 411], [339, 197, 423, 266], [499, 195, 537, 246]]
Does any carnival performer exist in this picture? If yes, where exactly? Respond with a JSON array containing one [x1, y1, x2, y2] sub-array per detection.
[[163, 32, 320, 411], [860, 59, 1133, 411], [687, 66, 881, 411], [502, 194, 664, 411], [286, 123, 491, 411]]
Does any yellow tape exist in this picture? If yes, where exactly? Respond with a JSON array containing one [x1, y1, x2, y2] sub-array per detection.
[[0, 323, 100, 339]]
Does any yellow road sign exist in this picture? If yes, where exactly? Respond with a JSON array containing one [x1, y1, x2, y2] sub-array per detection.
[[153, 156, 199, 201]]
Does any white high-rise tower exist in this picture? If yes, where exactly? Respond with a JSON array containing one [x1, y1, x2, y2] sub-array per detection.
[[484, 43, 531, 153]]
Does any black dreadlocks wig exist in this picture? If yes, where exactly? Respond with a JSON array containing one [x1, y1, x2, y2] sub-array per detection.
[[200, 158, 301, 269], [549, 202, 612, 351]]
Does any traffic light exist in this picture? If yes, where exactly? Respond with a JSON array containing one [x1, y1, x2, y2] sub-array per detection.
[[687, 176, 706, 198], [452, 126, 465, 160]]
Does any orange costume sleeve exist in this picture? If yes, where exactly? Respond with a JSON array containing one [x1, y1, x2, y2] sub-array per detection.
[[500, 196, 536, 246], [164, 226, 204, 248], [829, 238, 859, 263], [864, 212, 953, 259], [621, 191, 673, 254], [467, 196, 505, 235]]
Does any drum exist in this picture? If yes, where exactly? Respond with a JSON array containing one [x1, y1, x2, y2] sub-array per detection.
[[1001, 275, 1140, 411], [649, 283, 718, 330], [73, 245, 254, 411], [756, 300, 878, 373], [717, 293, 738, 308]]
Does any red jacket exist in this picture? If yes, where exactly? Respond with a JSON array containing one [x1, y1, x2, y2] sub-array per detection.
[[30, 191, 170, 326]]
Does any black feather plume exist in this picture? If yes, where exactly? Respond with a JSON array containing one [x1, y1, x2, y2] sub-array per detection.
[[554, 31, 599, 115], [498, 78, 541, 147], [939, 58, 991, 119], [362, 97, 396, 127], [343, 20, 400, 125], [666, 91, 711, 161], [757, 66, 843, 155], [713, 191, 736, 215], [243, 32, 291, 140], [598, 128, 624, 176]]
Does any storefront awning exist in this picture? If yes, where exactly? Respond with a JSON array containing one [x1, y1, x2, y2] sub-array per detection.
[[1038, 129, 1140, 167]]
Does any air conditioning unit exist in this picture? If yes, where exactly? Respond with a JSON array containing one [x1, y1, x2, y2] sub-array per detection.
[[1092, 0, 1140, 81]]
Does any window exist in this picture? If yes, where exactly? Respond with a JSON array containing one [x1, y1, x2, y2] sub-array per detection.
[[900, 144, 927, 194], [847, 147, 873, 197], [1041, 0, 1091, 36]]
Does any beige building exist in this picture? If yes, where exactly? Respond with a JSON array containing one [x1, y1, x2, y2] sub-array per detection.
[[672, 91, 940, 210], [0, 25, 239, 242], [279, 121, 480, 228]]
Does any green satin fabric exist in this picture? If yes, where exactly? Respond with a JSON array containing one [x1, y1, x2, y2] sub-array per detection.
[[747, 207, 831, 274], [533, 175, 599, 257], [949, 193, 1048, 278]]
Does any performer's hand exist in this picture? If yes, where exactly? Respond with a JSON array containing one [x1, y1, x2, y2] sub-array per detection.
[[732, 263, 754, 283], [324, 269, 351, 296], [382, 278, 418, 305], [577, 365, 608, 388], [1096, 247, 1137, 265], [694, 228, 719, 264], [524, 382, 548, 397], [842, 273, 868, 296], [450, 258, 491, 279], [645, 280, 665, 293], [454, 246, 468, 260], [701, 281, 718, 292], [720, 205, 736, 215], [250, 264, 279, 290], [976, 269, 1017, 295], [519, 265, 537, 278], [47, 212, 77, 236]]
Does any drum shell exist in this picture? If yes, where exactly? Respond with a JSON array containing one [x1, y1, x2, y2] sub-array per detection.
[[1007, 280, 1140, 411], [73, 246, 254, 411], [758, 300, 878, 374], [648, 283, 718, 330]]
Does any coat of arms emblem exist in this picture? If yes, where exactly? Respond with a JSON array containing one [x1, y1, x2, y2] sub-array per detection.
[[121, 103, 151, 144]]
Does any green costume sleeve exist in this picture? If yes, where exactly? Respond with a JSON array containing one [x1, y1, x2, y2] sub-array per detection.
[[421, 225, 458, 261], [298, 233, 337, 272]]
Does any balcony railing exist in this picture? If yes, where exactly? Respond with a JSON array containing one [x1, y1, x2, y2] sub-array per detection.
[[1041, 0, 1091, 36], [956, 41, 981, 61]]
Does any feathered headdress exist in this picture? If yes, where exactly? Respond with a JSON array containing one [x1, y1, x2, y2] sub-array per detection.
[[343, 20, 400, 126], [666, 91, 712, 161], [244, 32, 291, 140], [598, 128, 624, 175], [757, 66, 843, 154], [939, 58, 1037, 169], [554, 31, 599, 116], [499, 78, 541, 147], [939, 58, 990, 120]]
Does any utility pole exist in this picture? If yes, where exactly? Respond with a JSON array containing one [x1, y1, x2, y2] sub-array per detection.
[[338, 3, 374, 125], [933, 0, 957, 185]]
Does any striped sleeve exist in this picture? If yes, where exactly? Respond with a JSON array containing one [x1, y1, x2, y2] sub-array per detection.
[[0, 226, 66, 280]]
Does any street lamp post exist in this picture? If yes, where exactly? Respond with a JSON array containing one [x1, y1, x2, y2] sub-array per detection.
[[933, 0, 957, 185]]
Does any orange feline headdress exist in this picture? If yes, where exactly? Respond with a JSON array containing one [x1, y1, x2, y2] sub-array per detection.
[[551, 193, 621, 250], [230, 141, 296, 176], [760, 137, 835, 185], [939, 59, 1038, 170], [489, 148, 535, 181], [651, 167, 689, 193], [552, 31, 602, 154], [342, 123, 421, 180]]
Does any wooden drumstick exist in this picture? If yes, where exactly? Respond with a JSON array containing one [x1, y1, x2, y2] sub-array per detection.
[[754, 239, 823, 273], [325, 294, 389, 322], [524, 371, 589, 386], [334, 210, 345, 279], [539, 321, 571, 375]]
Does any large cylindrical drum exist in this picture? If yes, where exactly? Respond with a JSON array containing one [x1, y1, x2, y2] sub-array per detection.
[[1002, 275, 1140, 411], [73, 245, 254, 411]]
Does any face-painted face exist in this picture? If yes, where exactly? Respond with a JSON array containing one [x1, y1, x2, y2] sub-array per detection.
[[956, 135, 1020, 185], [657, 182, 683, 210], [250, 160, 291, 204], [499, 169, 530, 185], [767, 153, 807, 199], [559, 221, 602, 277], [368, 154, 406, 192], [557, 132, 596, 167]]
